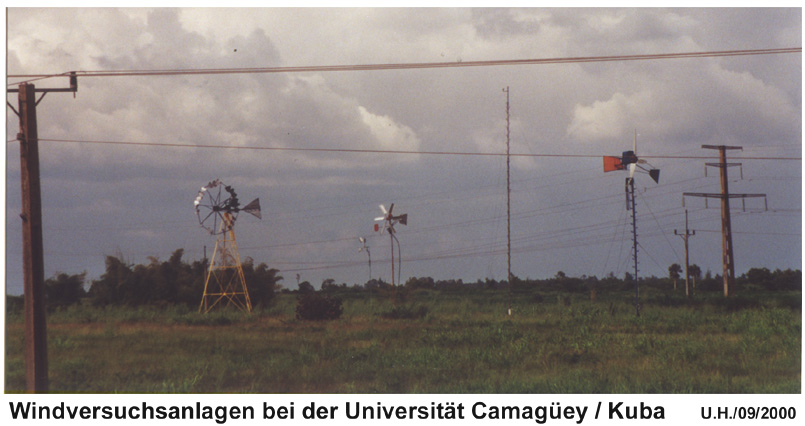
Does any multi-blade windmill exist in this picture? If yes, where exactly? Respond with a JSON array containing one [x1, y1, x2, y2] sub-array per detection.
[[603, 132, 660, 317], [194, 179, 261, 313], [374, 203, 407, 291]]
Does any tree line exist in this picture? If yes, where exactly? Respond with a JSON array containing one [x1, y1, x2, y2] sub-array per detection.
[[14, 249, 282, 311], [6, 248, 801, 311]]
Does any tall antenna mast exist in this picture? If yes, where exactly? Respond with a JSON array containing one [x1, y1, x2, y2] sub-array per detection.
[[504, 86, 512, 316]]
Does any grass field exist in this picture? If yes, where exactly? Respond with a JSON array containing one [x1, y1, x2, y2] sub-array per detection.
[[5, 288, 801, 393]]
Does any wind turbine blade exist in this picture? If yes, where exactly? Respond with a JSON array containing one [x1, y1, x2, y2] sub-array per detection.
[[629, 163, 637, 179], [375, 216, 385, 221], [388, 203, 395, 216], [379, 204, 387, 214]]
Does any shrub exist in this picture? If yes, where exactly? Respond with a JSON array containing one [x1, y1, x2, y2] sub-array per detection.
[[295, 293, 343, 321], [713, 296, 762, 312], [378, 304, 428, 320]]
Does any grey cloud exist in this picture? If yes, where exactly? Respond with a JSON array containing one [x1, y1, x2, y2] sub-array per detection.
[[5, 8, 800, 295]]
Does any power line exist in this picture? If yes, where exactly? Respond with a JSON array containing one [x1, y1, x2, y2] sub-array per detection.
[[7, 47, 801, 84], [9, 137, 801, 161]]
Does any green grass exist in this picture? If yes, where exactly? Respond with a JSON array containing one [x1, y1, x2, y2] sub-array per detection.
[[5, 289, 801, 393]]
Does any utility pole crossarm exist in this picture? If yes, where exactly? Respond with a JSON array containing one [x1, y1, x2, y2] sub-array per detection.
[[702, 144, 743, 151], [7, 72, 78, 94], [683, 192, 767, 199]]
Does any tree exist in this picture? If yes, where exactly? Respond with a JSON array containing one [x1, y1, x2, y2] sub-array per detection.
[[689, 264, 702, 290], [320, 278, 347, 293], [88, 249, 278, 308], [745, 267, 773, 288], [404, 276, 435, 290], [297, 281, 315, 294], [89, 255, 134, 306], [668, 263, 682, 290], [242, 258, 283, 307], [45, 272, 87, 307]]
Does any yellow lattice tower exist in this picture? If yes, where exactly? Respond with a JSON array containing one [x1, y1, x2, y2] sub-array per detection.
[[199, 212, 253, 313]]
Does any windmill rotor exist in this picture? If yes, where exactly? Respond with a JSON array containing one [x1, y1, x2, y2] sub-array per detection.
[[374, 203, 407, 234], [603, 149, 660, 183], [194, 179, 261, 234]]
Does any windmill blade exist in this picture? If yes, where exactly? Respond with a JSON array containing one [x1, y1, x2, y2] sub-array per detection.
[[374, 216, 386, 222], [387, 203, 395, 216], [628, 163, 637, 179], [379, 204, 387, 214], [242, 198, 262, 219]]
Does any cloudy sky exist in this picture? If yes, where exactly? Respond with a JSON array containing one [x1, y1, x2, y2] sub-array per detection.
[[4, 8, 801, 295]]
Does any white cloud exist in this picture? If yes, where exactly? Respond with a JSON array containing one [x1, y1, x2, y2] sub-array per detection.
[[566, 90, 655, 143], [358, 106, 421, 152]]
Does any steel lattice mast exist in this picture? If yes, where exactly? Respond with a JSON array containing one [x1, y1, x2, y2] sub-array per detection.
[[199, 213, 253, 313]]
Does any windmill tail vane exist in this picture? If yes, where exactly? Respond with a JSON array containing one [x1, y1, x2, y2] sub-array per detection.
[[242, 198, 262, 219]]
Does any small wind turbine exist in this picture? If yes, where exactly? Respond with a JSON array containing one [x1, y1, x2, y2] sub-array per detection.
[[358, 237, 371, 281], [603, 131, 660, 317], [374, 203, 407, 296]]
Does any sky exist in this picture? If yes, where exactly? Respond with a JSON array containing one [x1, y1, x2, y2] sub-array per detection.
[[4, 7, 802, 295]]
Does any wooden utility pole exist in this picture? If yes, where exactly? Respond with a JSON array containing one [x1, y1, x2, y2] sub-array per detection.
[[16, 83, 48, 392], [683, 145, 766, 297], [8, 73, 77, 392], [674, 209, 696, 298]]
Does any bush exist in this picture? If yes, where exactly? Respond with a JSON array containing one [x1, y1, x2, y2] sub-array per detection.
[[378, 304, 428, 320], [713, 296, 762, 312], [295, 293, 343, 321]]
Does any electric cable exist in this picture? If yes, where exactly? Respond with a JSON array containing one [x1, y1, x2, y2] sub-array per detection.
[[8, 47, 800, 84]]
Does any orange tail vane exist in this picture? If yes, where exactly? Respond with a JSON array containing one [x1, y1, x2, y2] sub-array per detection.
[[603, 155, 624, 172]]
